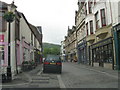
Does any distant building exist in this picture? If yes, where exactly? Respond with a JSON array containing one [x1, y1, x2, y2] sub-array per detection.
[[64, 26, 77, 62], [60, 41, 65, 62]]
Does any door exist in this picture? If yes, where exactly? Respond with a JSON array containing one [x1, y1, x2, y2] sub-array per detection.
[[0, 47, 4, 66], [118, 31, 120, 69]]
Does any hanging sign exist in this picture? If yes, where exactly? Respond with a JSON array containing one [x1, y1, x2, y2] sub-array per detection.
[[0, 35, 4, 42]]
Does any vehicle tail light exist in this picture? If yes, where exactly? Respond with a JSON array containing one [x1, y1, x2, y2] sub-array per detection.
[[56, 62, 62, 65], [44, 62, 50, 65]]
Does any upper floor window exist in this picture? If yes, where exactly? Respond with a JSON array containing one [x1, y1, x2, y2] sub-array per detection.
[[85, 3, 87, 16], [15, 19, 20, 40], [86, 23, 88, 36], [88, 2, 92, 14], [101, 9, 106, 27], [31, 33, 33, 45], [94, 0, 96, 5], [95, 12, 99, 29], [90, 20, 93, 34], [0, 16, 7, 32]]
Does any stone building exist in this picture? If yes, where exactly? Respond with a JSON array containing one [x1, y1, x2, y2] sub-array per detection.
[[64, 26, 77, 62], [75, 0, 120, 70]]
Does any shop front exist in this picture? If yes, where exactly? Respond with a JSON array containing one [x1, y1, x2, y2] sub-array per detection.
[[113, 23, 120, 70], [91, 37, 114, 69], [0, 34, 8, 74], [77, 41, 87, 64]]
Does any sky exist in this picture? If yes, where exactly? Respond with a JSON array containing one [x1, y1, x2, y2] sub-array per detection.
[[3, 0, 78, 45]]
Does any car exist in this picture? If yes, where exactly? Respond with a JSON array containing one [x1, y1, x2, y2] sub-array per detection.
[[43, 55, 62, 74]]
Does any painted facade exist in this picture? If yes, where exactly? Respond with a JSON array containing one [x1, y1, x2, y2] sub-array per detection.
[[0, 1, 43, 78]]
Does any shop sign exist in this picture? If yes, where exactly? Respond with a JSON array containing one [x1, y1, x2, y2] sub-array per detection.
[[0, 35, 4, 42], [92, 38, 112, 49]]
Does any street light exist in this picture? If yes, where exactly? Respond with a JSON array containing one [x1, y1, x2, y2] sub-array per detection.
[[3, 1, 16, 82]]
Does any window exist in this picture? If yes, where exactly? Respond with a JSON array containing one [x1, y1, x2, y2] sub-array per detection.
[[85, 3, 87, 15], [15, 19, 20, 40], [95, 12, 99, 29], [0, 16, 7, 32], [90, 20, 93, 34], [94, 0, 96, 5], [88, 2, 92, 14], [86, 23, 88, 35], [31, 33, 33, 45], [101, 9, 106, 27]]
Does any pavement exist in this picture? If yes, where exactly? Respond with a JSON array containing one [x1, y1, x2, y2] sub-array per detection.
[[1, 64, 43, 87]]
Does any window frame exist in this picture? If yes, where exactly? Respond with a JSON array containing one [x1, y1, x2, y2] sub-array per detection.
[[88, 1, 92, 14], [90, 20, 93, 34], [86, 23, 89, 36], [95, 11, 99, 29], [100, 9, 106, 27]]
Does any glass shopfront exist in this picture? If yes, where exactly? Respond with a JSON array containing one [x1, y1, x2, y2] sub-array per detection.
[[91, 37, 113, 67], [77, 41, 87, 64], [0, 46, 4, 65], [113, 23, 120, 70]]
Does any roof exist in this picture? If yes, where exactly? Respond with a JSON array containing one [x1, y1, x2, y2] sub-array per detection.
[[29, 24, 42, 45]]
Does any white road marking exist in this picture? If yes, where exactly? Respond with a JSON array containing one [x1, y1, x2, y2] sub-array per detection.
[[37, 68, 43, 75], [1, 83, 29, 87], [57, 75, 66, 88]]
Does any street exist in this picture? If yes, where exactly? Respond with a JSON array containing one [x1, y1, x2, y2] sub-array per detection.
[[1, 62, 119, 89]]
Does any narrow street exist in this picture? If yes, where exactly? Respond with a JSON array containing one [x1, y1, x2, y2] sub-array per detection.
[[1, 62, 118, 89]]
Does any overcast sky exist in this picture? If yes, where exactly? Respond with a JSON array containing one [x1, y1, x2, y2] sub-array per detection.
[[3, 0, 78, 45]]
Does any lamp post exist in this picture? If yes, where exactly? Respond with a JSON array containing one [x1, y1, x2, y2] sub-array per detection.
[[3, 1, 16, 81]]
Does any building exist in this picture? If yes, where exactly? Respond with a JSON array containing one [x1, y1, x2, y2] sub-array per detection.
[[0, 1, 42, 78], [64, 26, 77, 62], [75, 0, 120, 70], [75, 1, 87, 64], [60, 41, 65, 62], [112, 0, 120, 70]]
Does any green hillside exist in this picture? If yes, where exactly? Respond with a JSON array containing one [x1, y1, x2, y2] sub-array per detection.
[[42, 42, 61, 57], [43, 42, 61, 49]]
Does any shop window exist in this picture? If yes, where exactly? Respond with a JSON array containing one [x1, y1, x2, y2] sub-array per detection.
[[0, 51, 4, 60], [0, 46, 4, 65], [101, 9, 106, 27], [103, 44, 113, 63]]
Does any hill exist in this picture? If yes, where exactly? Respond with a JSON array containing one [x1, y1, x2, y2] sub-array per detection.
[[43, 42, 61, 49], [42, 42, 61, 57]]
